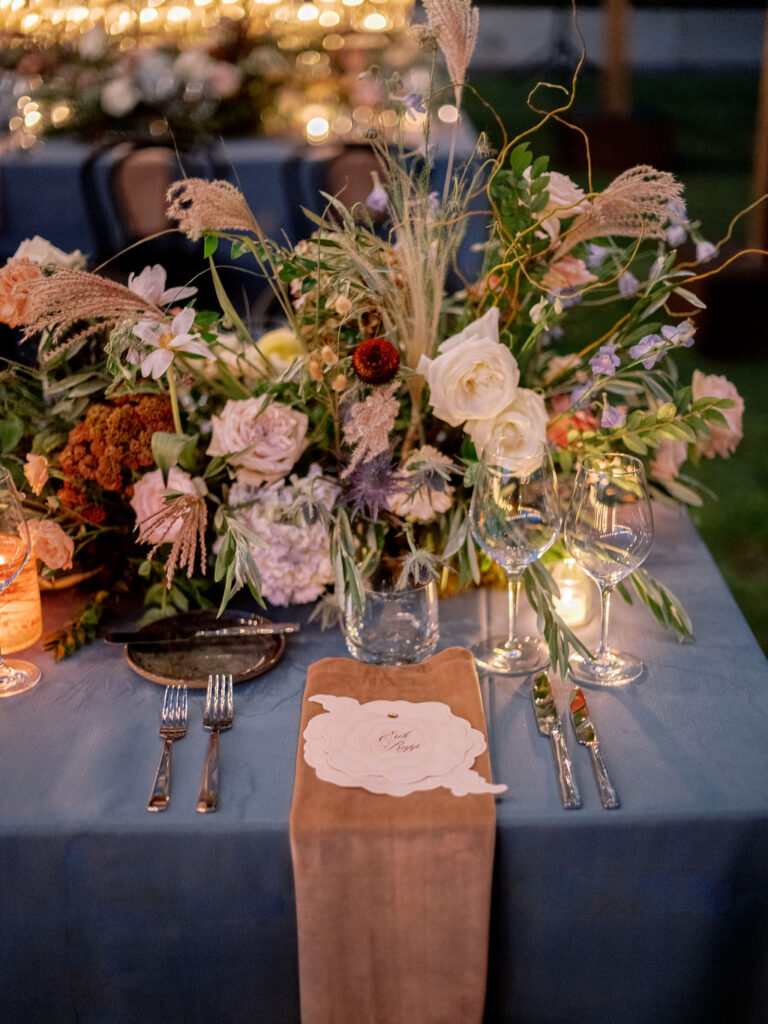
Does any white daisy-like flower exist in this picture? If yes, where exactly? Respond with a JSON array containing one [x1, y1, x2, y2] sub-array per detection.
[[127, 264, 197, 307], [131, 307, 211, 379]]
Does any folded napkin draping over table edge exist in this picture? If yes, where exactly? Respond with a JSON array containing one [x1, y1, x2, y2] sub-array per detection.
[[289, 646, 498, 1024]]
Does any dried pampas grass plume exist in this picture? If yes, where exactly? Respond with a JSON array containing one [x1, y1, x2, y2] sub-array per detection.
[[137, 493, 208, 588], [423, 0, 479, 104], [553, 165, 684, 259], [166, 179, 260, 240], [18, 269, 164, 360]]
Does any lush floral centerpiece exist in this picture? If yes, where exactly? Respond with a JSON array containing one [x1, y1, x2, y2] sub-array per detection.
[[0, 0, 745, 670]]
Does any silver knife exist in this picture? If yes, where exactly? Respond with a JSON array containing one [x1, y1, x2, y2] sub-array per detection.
[[532, 673, 581, 809], [569, 688, 620, 809], [104, 623, 300, 645]]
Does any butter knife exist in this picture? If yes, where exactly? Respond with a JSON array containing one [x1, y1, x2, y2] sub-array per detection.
[[569, 688, 620, 809], [104, 623, 300, 645], [532, 673, 581, 809]]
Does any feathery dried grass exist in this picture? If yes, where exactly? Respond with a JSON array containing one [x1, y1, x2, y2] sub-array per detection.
[[342, 381, 400, 477], [166, 179, 259, 239], [138, 493, 208, 587], [423, 0, 479, 104], [552, 165, 684, 260], [18, 269, 164, 360]]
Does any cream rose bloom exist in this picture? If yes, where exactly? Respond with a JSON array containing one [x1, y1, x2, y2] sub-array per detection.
[[691, 370, 744, 459], [466, 387, 548, 462], [387, 446, 454, 522], [24, 454, 49, 496], [27, 519, 74, 571], [207, 397, 308, 486], [130, 467, 200, 545], [417, 308, 520, 427], [13, 236, 86, 270]]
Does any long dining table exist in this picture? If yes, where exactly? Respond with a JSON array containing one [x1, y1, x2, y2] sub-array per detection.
[[1, 502, 767, 1024]]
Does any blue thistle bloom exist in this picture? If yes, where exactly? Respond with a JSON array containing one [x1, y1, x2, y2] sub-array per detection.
[[343, 453, 399, 521]]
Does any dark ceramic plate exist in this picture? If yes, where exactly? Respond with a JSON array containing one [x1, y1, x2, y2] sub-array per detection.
[[125, 608, 286, 688]]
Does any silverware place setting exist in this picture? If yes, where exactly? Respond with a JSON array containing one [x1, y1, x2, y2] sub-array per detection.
[[197, 673, 235, 814], [148, 684, 188, 813]]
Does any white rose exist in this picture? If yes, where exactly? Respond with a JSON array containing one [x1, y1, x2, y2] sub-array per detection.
[[130, 467, 199, 545], [466, 388, 548, 461], [13, 236, 86, 270], [207, 397, 308, 486], [417, 308, 520, 427]]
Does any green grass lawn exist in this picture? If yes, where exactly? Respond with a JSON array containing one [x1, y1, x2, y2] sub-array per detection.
[[465, 67, 768, 653]]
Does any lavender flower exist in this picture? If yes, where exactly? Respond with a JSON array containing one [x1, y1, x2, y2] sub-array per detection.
[[570, 381, 593, 407], [661, 320, 695, 347], [402, 92, 426, 118], [665, 198, 689, 247], [589, 344, 620, 377], [695, 240, 718, 263], [365, 173, 389, 214], [601, 404, 626, 429], [629, 333, 663, 369], [618, 271, 640, 298], [587, 244, 607, 269]]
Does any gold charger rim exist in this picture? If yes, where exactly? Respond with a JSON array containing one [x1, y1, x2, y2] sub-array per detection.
[[124, 608, 286, 688]]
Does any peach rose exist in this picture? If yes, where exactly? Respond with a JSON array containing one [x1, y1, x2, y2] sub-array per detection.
[[130, 467, 199, 545], [650, 439, 688, 481], [27, 519, 74, 571], [0, 259, 41, 327], [691, 370, 744, 459], [207, 397, 308, 486], [23, 454, 49, 496], [542, 256, 597, 293], [546, 393, 599, 448]]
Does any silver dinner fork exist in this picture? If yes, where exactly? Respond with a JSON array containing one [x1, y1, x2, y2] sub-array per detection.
[[196, 673, 234, 814], [148, 685, 188, 812]]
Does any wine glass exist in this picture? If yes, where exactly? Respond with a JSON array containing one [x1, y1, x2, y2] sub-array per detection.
[[0, 467, 41, 697], [564, 452, 653, 685], [469, 441, 561, 675]]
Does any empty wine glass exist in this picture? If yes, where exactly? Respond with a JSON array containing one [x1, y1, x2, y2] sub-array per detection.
[[0, 467, 41, 697], [469, 441, 561, 675], [565, 452, 653, 685]]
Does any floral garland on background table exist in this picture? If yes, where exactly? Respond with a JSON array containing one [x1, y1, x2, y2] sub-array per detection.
[[0, 0, 748, 670]]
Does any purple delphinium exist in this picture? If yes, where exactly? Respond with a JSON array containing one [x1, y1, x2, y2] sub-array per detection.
[[344, 452, 399, 521], [601, 403, 627, 429], [665, 197, 688, 247], [570, 381, 594, 408], [629, 333, 663, 369], [589, 343, 620, 377], [587, 243, 607, 269], [402, 93, 426, 118], [365, 184, 389, 214], [618, 271, 640, 298], [661, 320, 696, 347], [695, 240, 718, 263]]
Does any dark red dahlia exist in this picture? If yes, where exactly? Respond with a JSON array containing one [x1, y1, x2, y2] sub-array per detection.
[[351, 338, 400, 385]]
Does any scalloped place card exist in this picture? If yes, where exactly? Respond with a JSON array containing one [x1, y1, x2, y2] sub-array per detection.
[[303, 695, 507, 797]]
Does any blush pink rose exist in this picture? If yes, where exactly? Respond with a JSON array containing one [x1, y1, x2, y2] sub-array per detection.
[[542, 256, 597, 293], [24, 453, 49, 496], [650, 439, 688, 481], [27, 519, 74, 571], [130, 467, 198, 544], [207, 397, 308, 486], [691, 370, 744, 459]]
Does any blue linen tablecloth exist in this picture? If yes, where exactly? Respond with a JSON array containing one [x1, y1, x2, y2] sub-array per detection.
[[1, 503, 767, 1024]]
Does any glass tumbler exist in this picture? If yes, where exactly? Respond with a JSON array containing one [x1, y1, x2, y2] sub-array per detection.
[[343, 559, 439, 665]]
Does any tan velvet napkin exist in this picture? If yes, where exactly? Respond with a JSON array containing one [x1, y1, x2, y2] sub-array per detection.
[[289, 646, 498, 1024]]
